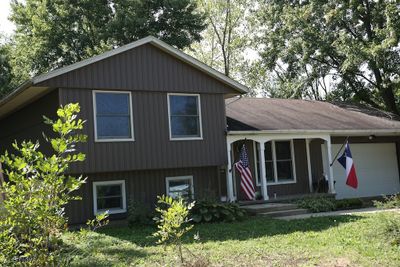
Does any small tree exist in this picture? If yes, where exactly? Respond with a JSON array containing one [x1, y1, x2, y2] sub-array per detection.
[[0, 103, 87, 266], [153, 195, 195, 264]]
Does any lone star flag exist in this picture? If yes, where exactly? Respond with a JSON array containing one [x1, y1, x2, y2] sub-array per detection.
[[337, 141, 358, 189], [235, 144, 256, 200]]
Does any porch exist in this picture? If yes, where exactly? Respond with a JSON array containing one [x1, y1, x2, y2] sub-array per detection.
[[226, 132, 336, 202]]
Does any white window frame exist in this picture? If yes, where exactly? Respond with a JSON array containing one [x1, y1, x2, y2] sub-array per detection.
[[258, 140, 297, 185], [92, 90, 135, 142], [93, 180, 127, 215], [165, 175, 195, 199], [167, 93, 203, 141]]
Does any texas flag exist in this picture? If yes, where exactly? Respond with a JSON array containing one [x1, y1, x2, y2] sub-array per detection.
[[337, 141, 358, 189]]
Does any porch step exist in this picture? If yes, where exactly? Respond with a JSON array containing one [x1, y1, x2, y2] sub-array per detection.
[[241, 203, 298, 215], [259, 208, 309, 218]]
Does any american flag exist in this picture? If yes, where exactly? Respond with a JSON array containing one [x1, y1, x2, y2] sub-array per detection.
[[235, 144, 255, 200]]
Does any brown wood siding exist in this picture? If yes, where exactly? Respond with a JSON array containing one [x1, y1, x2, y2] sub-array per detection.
[[38, 44, 238, 95], [0, 90, 59, 155], [232, 139, 311, 200], [66, 166, 220, 224], [60, 88, 228, 174], [267, 139, 310, 198]]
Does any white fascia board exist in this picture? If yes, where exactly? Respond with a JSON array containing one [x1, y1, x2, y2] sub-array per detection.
[[227, 129, 400, 136], [32, 36, 248, 94]]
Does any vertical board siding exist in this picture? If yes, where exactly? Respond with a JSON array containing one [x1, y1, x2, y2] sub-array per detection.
[[232, 139, 311, 200], [38, 44, 238, 95], [60, 88, 228, 174], [0, 90, 59, 155], [66, 166, 220, 224]]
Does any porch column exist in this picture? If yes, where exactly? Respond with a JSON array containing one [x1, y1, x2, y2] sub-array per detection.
[[226, 141, 235, 202], [305, 139, 313, 193], [325, 138, 336, 194], [258, 141, 269, 200]]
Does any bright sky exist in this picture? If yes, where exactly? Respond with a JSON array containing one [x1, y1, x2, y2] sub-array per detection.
[[0, 0, 15, 35]]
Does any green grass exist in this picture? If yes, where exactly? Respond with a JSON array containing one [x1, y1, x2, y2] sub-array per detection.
[[63, 212, 400, 266]]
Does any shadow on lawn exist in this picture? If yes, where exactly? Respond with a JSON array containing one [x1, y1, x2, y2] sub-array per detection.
[[100, 214, 364, 247]]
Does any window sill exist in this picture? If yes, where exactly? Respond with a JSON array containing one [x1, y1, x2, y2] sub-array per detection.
[[95, 138, 135, 143], [95, 208, 127, 215], [169, 137, 203, 141], [267, 180, 297, 186]]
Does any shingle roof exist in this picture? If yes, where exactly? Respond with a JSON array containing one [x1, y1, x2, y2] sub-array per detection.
[[226, 97, 400, 131]]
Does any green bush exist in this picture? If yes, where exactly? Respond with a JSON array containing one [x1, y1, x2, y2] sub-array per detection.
[[297, 197, 336, 213], [374, 194, 400, 209], [335, 198, 364, 210], [0, 104, 87, 266], [190, 200, 246, 223], [127, 200, 155, 226]]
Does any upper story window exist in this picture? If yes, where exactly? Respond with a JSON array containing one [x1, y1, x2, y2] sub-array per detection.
[[93, 91, 134, 142], [168, 93, 202, 140]]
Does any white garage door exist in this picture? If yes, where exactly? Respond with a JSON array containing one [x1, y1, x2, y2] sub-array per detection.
[[330, 143, 400, 199]]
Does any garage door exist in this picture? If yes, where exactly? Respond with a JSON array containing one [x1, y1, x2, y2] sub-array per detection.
[[330, 143, 400, 199]]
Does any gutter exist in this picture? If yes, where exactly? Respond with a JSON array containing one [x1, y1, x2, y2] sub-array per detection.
[[227, 129, 400, 136]]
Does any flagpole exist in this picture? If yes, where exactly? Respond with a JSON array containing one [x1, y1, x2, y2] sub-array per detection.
[[329, 136, 349, 167]]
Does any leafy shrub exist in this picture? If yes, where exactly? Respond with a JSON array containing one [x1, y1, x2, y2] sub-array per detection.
[[374, 194, 400, 209], [127, 200, 155, 226], [297, 197, 336, 213], [190, 200, 246, 223], [335, 198, 364, 210], [153, 195, 194, 264], [0, 104, 87, 266]]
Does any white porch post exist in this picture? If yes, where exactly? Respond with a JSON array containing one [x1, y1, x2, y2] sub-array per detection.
[[258, 141, 269, 200], [325, 138, 336, 194], [305, 139, 313, 193], [226, 141, 235, 202]]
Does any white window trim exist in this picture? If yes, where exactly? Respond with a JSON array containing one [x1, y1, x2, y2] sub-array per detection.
[[92, 90, 135, 142], [265, 140, 297, 185], [165, 175, 195, 198], [93, 180, 127, 215], [167, 93, 203, 141]]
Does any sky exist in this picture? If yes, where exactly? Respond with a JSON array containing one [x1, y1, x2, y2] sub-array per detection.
[[0, 0, 15, 35]]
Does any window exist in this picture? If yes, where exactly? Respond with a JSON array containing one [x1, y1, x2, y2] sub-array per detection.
[[166, 176, 194, 200], [255, 140, 296, 184], [168, 94, 202, 140], [93, 91, 134, 141], [93, 180, 126, 215]]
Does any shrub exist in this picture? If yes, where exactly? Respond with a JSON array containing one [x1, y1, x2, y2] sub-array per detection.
[[335, 198, 364, 210], [297, 196, 336, 213], [190, 200, 246, 223], [153, 195, 194, 264], [374, 194, 400, 209], [0, 103, 87, 266], [127, 200, 155, 226]]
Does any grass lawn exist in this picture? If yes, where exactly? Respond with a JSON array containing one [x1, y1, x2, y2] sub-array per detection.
[[63, 212, 400, 266]]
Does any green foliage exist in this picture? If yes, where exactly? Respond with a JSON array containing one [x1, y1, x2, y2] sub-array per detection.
[[190, 200, 246, 223], [7, 0, 206, 86], [153, 195, 194, 263], [374, 194, 400, 209], [0, 39, 14, 97], [256, 0, 400, 114], [297, 196, 336, 213], [335, 198, 364, 210], [127, 200, 155, 226], [0, 103, 87, 266], [86, 212, 110, 232]]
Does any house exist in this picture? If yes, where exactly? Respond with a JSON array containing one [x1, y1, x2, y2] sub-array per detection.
[[0, 36, 399, 224]]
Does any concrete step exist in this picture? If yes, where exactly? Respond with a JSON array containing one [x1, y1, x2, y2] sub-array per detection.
[[242, 203, 298, 215], [259, 208, 309, 218]]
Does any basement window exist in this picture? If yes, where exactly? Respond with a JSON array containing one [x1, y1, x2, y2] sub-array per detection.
[[166, 176, 194, 200], [93, 180, 127, 215]]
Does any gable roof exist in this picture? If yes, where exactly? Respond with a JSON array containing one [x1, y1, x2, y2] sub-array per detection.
[[0, 36, 248, 119], [226, 97, 400, 134]]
